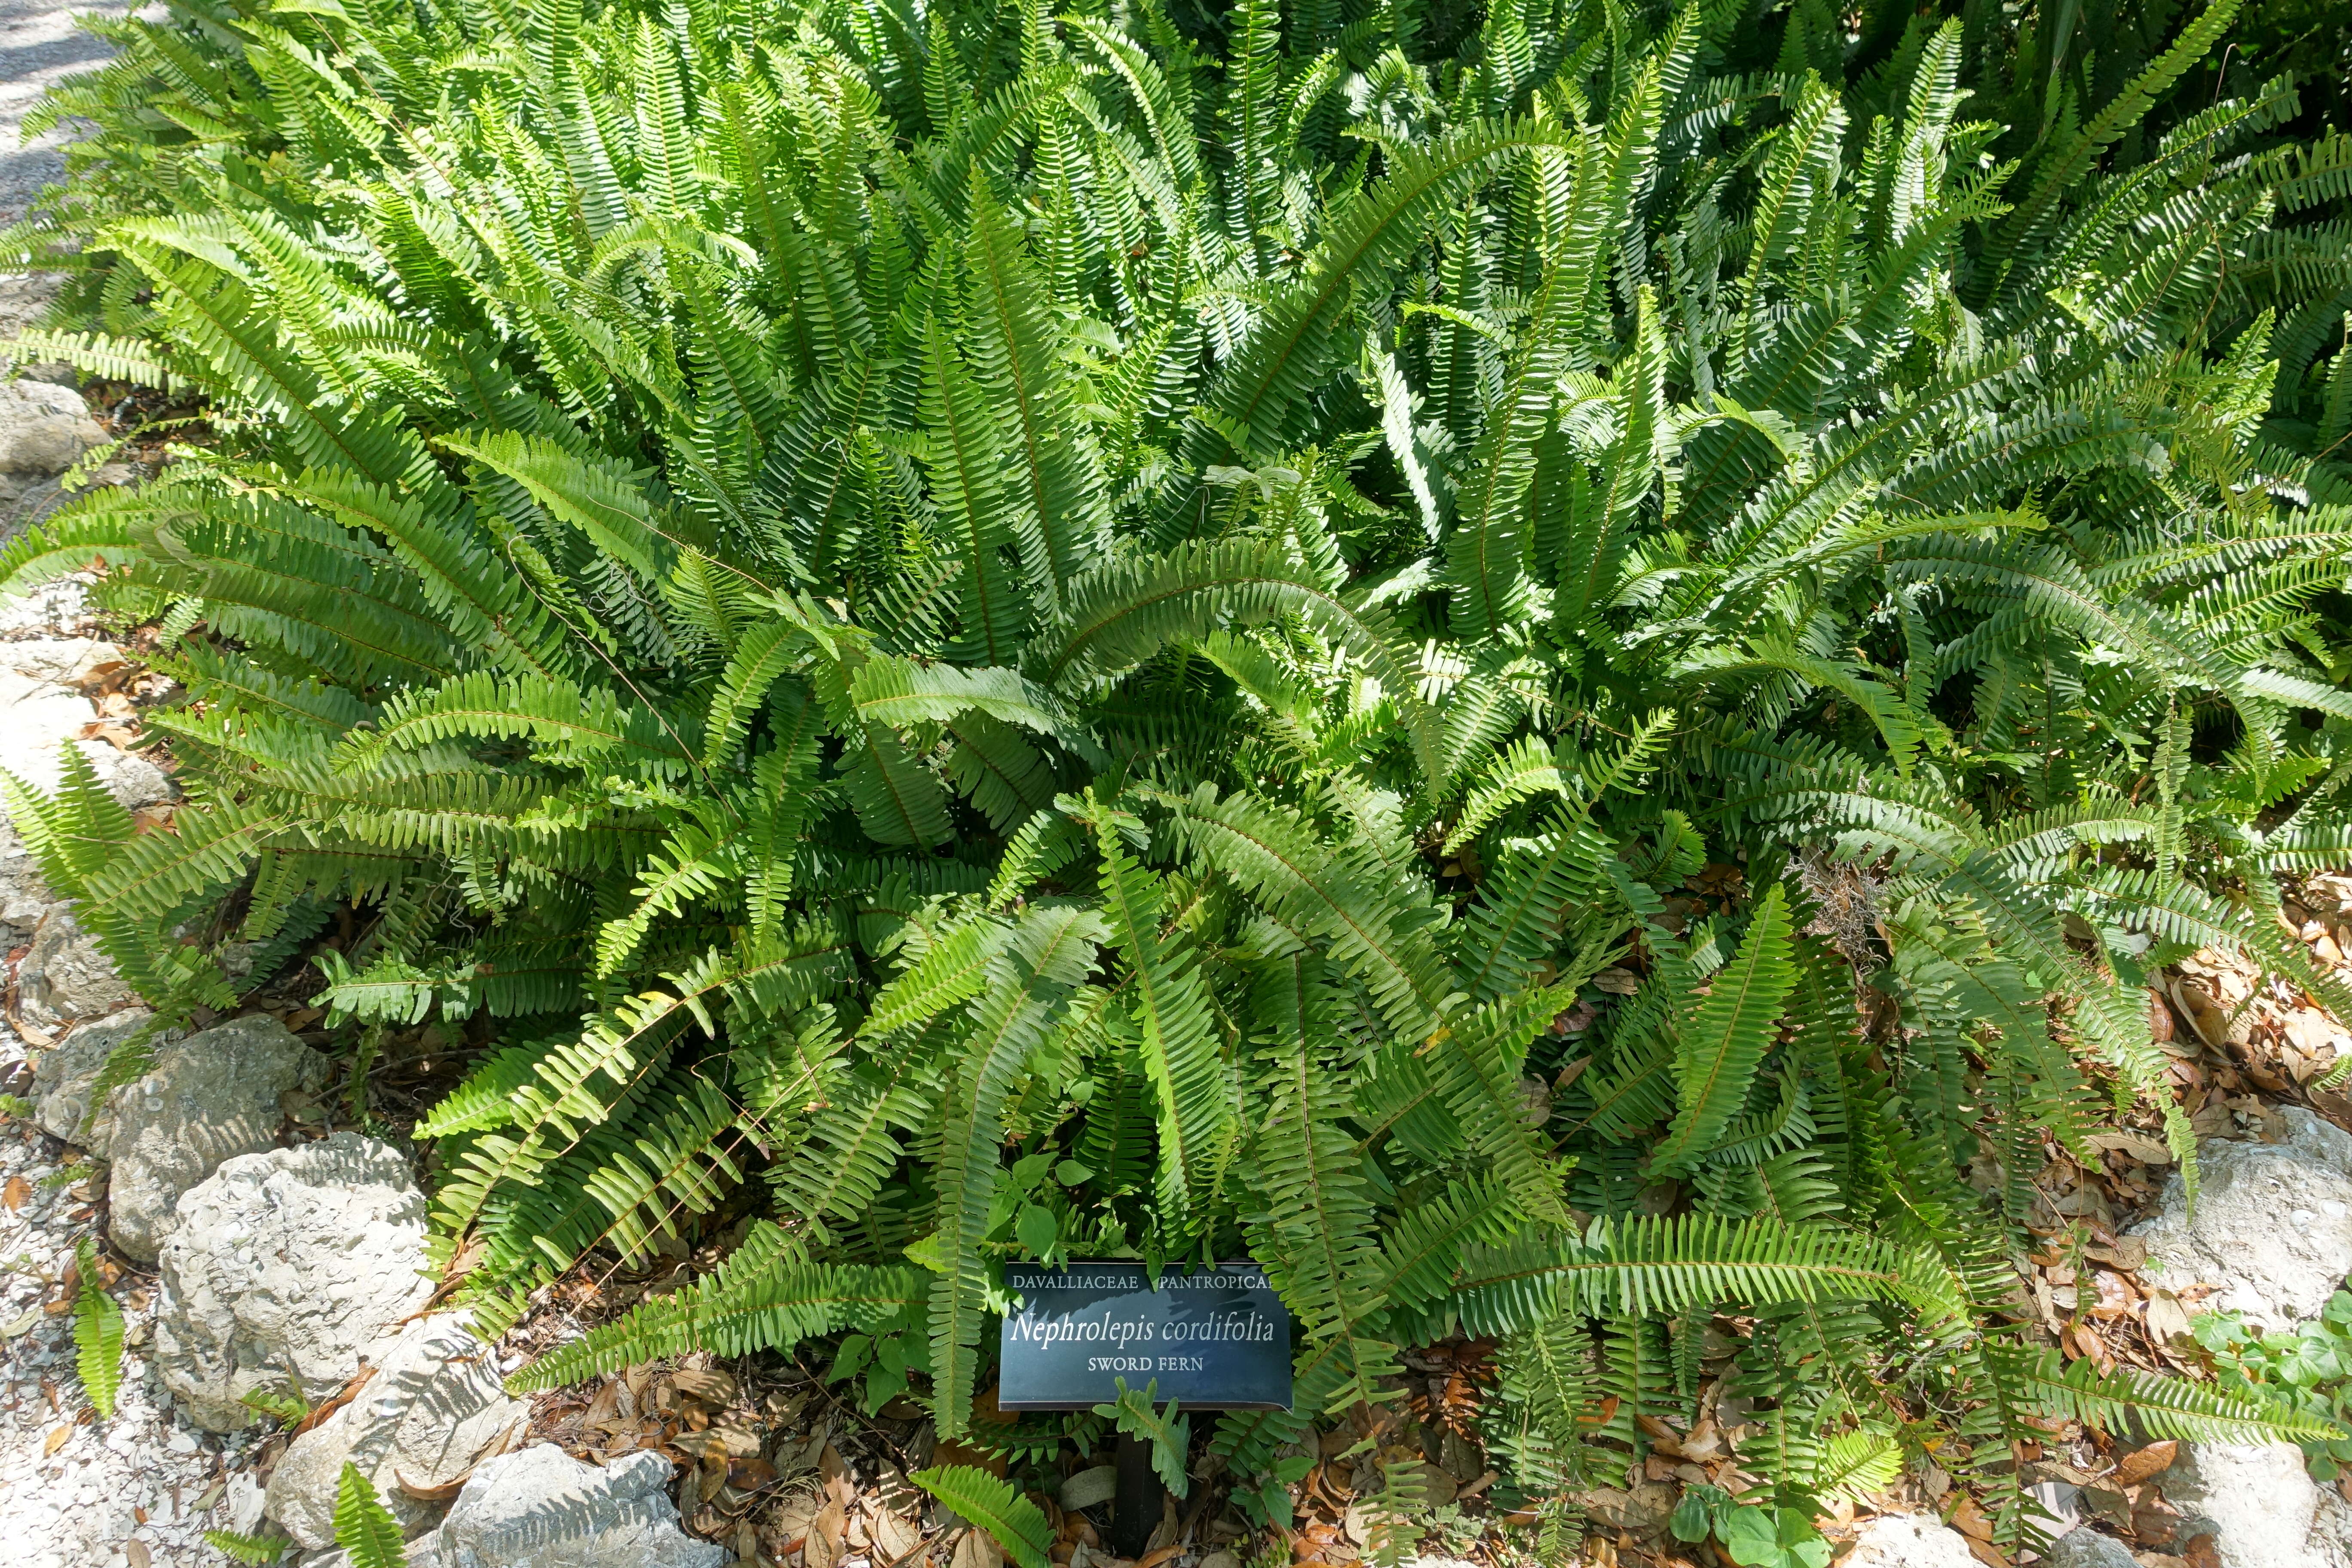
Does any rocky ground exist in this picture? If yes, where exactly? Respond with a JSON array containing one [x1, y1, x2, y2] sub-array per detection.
[[0, 576, 266, 1568]]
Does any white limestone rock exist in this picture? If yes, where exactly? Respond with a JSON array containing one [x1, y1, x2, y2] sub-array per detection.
[[1843, 1514, 1978, 1568], [403, 1446, 726, 1568], [30, 1006, 150, 1145], [0, 667, 96, 792], [0, 575, 90, 637], [16, 906, 138, 1032], [2130, 1107, 2352, 1329], [4, 637, 126, 685], [264, 1312, 530, 1549], [0, 654, 171, 953], [2160, 1441, 2332, 1568], [2042, 1528, 2139, 1568], [153, 1132, 435, 1432], [0, 668, 170, 814], [0, 378, 103, 475], [101, 1013, 329, 1262]]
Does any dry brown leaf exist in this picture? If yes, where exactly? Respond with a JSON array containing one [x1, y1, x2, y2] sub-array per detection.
[[2085, 1131, 2174, 1165], [1948, 1495, 1995, 1542], [954, 1528, 1006, 1568], [2112, 1440, 2179, 1487], [585, 1378, 625, 1433], [818, 1442, 851, 1488], [730, 1455, 780, 1494], [672, 1367, 738, 1406], [43, 1427, 68, 1456], [292, 1365, 377, 1439], [806, 1500, 847, 1568], [770, 1487, 824, 1550], [872, 1466, 922, 1515], [77, 720, 137, 750], [394, 1469, 470, 1503], [873, 1508, 920, 1562], [1, 1176, 27, 1211], [124, 1543, 150, 1568]]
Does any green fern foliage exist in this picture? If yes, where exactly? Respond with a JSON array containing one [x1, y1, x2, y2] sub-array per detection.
[[332, 1463, 409, 1568], [70, 1240, 123, 1419], [3, 0, 2351, 1553], [202, 1531, 291, 1565], [911, 1466, 1052, 1568]]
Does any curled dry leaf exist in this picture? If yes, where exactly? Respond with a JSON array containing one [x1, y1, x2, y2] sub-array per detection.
[[394, 1468, 471, 1503], [2112, 1440, 2179, 1487]]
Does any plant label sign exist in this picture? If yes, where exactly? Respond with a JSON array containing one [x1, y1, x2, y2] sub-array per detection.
[[998, 1262, 1292, 1411]]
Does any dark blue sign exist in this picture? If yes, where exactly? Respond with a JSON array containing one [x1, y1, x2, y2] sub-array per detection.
[[998, 1262, 1293, 1411]]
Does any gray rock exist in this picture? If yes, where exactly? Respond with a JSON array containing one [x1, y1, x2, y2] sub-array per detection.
[[0, 378, 103, 475], [4, 637, 125, 684], [2160, 1441, 2330, 1568], [102, 1013, 330, 1262], [78, 739, 171, 808], [15, 363, 77, 388], [153, 1132, 435, 1432], [31, 1006, 149, 1145], [1842, 1514, 1978, 1568], [16, 905, 138, 1033], [0, 819, 50, 936], [2043, 1528, 2139, 1568], [264, 1312, 530, 1549], [405, 1446, 725, 1568], [2131, 1107, 2352, 1329]]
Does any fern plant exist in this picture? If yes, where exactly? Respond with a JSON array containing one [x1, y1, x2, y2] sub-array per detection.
[[70, 1238, 123, 1419], [333, 1464, 409, 1568], [202, 1531, 291, 1565], [2, 0, 2350, 1556], [913, 1466, 1053, 1568]]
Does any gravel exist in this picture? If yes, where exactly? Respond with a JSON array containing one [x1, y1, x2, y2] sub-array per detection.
[[0, 574, 258, 1562], [0, 1041, 266, 1567]]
